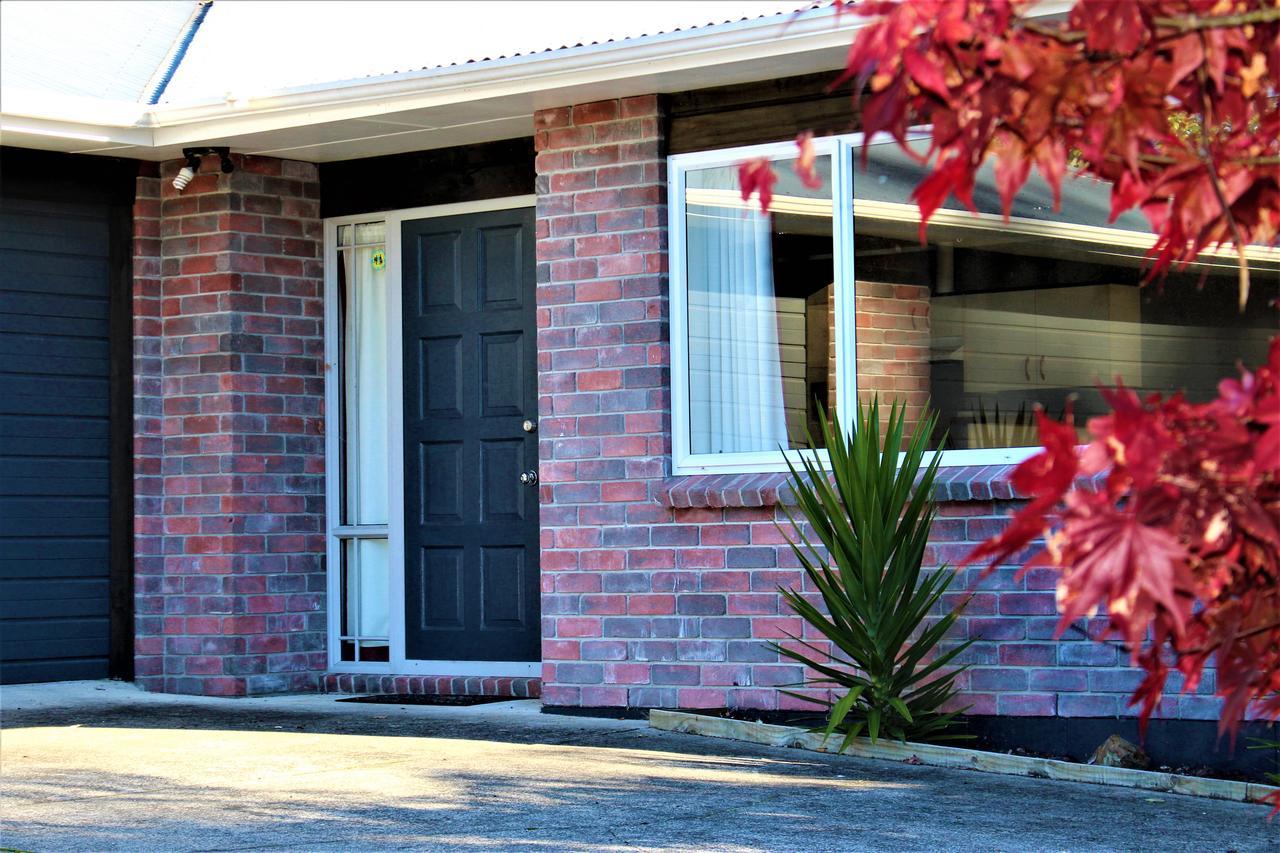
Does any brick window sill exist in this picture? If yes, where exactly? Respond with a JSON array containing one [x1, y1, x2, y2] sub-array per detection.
[[657, 464, 1025, 509]]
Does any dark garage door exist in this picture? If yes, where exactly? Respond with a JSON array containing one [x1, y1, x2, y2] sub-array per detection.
[[0, 149, 133, 684]]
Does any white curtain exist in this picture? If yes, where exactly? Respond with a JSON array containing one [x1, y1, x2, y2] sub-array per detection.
[[343, 538, 389, 647], [686, 195, 788, 455], [342, 246, 389, 525], [340, 243, 390, 655]]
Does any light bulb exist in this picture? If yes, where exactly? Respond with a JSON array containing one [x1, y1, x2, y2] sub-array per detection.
[[172, 165, 196, 191]]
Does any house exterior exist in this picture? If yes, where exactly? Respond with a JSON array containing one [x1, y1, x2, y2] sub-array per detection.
[[2, 1, 1276, 765]]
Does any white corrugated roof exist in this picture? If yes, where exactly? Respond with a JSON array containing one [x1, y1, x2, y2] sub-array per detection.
[[0, 1, 820, 108], [158, 1, 819, 103], [0, 1, 199, 103]]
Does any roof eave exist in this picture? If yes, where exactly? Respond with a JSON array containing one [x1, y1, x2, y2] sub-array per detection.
[[1, 2, 1072, 161]]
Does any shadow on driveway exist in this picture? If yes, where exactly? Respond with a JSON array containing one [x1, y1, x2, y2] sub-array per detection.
[[2, 684, 1276, 852]]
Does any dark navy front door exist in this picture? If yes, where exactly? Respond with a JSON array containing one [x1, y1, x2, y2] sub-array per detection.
[[401, 208, 540, 662]]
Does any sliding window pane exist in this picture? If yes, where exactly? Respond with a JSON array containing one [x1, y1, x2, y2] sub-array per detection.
[[853, 143, 1279, 451], [684, 155, 835, 454]]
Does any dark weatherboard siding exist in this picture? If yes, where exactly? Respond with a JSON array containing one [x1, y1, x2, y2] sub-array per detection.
[[0, 148, 134, 683]]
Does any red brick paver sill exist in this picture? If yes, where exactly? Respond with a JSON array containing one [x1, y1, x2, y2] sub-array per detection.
[[657, 464, 1026, 509], [323, 674, 542, 699]]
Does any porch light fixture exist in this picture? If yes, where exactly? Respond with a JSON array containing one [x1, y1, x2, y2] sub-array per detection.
[[172, 146, 234, 191]]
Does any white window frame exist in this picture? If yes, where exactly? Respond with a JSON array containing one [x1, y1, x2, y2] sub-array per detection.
[[323, 196, 540, 678], [670, 134, 860, 475], [669, 132, 1064, 475]]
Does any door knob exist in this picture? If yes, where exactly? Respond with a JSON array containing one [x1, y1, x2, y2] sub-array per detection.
[[519, 470, 539, 486], [522, 419, 537, 433]]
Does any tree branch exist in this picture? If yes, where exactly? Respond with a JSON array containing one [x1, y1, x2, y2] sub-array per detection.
[[1154, 7, 1280, 32], [1181, 619, 1280, 656], [1019, 6, 1280, 45], [1197, 51, 1252, 310]]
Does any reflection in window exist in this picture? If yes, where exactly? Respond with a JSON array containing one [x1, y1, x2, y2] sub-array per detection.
[[335, 221, 390, 663], [669, 135, 1278, 471], [684, 155, 835, 454], [852, 145, 1279, 451]]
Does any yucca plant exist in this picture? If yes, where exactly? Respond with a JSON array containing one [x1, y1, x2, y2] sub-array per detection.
[[771, 396, 972, 749], [971, 398, 1037, 450]]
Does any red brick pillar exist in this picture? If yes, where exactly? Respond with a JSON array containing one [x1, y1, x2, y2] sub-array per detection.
[[132, 155, 326, 695], [533, 97, 670, 707]]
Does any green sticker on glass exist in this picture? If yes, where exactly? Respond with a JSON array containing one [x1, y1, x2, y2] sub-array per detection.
[[371, 250, 386, 270]]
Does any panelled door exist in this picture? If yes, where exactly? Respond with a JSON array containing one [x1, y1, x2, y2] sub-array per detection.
[[401, 207, 540, 662]]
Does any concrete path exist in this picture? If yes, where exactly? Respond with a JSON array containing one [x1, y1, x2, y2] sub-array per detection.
[[1, 682, 1275, 852]]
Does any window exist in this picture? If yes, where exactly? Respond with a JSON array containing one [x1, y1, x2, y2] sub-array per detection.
[[334, 220, 390, 662], [671, 137, 855, 472], [669, 136, 1279, 474]]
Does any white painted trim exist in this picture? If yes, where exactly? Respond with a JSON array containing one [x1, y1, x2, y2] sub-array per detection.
[[833, 137, 858, 444], [323, 195, 540, 675], [322, 215, 347, 672], [667, 146, 691, 472], [670, 134, 855, 477], [377, 196, 538, 225], [384, 213, 407, 676]]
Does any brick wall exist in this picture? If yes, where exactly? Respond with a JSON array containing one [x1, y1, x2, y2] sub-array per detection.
[[533, 96, 673, 707], [932, 500, 1222, 720], [132, 155, 326, 695], [120, 97, 1225, 719], [856, 281, 930, 438], [533, 96, 1222, 721]]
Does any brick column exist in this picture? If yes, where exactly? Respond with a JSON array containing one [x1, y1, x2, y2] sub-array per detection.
[[132, 155, 326, 695], [856, 281, 931, 437], [533, 97, 670, 707]]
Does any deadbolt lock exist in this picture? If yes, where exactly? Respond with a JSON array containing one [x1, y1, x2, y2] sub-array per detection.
[[519, 470, 539, 486]]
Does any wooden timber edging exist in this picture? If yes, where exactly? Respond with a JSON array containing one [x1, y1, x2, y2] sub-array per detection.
[[649, 709, 1279, 806]]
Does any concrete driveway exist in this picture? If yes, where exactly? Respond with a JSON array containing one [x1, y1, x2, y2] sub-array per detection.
[[1, 682, 1275, 852]]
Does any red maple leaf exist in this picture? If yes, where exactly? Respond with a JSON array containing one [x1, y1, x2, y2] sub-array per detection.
[[739, 158, 778, 214]]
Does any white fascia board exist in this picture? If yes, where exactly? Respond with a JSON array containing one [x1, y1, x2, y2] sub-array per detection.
[[0, 88, 153, 150], [0, 114, 152, 150], [0, 88, 150, 127]]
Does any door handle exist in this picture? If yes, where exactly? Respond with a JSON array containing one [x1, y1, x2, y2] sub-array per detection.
[[1024, 356, 1030, 382], [519, 470, 539, 486], [1039, 355, 1046, 382], [522, 419, 537, 433]]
